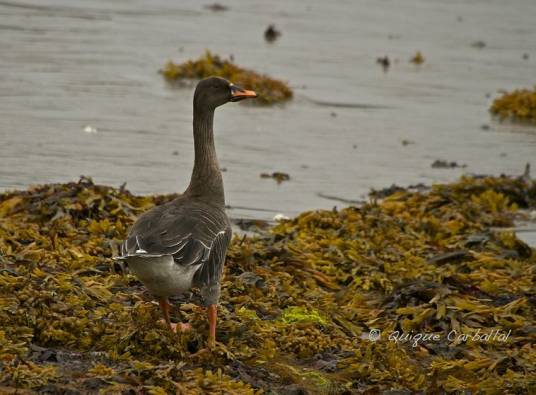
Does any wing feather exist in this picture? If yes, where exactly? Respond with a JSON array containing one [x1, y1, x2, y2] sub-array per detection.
[[193, 227, 232, 287], [115, 200, 230, 271]]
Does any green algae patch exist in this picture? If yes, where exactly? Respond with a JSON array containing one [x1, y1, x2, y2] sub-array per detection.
[[490, 86, 536, 122], [236, 306, 259, 321], [161, 50, 293, 105], [1, 174, 535, 393], [279, 306, 327, 326]]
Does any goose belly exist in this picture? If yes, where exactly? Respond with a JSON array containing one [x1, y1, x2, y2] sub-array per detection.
[[126, 255, 200, 297]]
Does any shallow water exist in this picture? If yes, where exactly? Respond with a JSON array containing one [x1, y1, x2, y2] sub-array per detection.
[[1, 0, 535, 220]]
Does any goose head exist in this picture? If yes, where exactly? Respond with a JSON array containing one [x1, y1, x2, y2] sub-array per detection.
[[194, 76, 257, 110]]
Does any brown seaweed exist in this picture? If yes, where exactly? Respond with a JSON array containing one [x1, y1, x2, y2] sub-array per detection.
[[0, 174, 535, 393], [160, 51, 293, 105], [410, 51, 425, 65], [490, 87, 536, 122], [260, 172, 290, 184]]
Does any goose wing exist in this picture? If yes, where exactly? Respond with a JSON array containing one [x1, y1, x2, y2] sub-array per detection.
[[193, 226, 232, 305], [117, 200, 229, 269]]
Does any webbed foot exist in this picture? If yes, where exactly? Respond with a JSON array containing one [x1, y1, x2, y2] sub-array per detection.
[[158, 319, 192, 332]]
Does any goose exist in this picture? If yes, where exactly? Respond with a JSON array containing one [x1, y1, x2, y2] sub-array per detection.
[[115, 77, 257, 346]]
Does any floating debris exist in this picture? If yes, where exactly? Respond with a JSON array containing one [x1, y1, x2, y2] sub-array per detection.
[[471, 40, 487, 49], [273, 213, 290, 221], [410, 51, 425, 65], [83, 125, 97, 134], [376, 56, 390, 71], [204, 3, 228, 12], [317, 192, 363, 205], [264, 24, 281, 43], [260, 171, 290, 184], [431, 159, 467, 169], [490, 87, 536, 122], [0, 174, 535, 393], [161, 51, 292, 105]]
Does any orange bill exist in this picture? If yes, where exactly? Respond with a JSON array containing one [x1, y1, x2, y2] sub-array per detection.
[[230, 84, 257, 101]]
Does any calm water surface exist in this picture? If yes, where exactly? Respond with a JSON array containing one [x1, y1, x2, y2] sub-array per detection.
[[1, 0, 535, 220]]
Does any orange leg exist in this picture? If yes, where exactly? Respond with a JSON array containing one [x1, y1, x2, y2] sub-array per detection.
[[158, 298, 191, 332], [158, 298, 173, 329], [188, 304, 218, 357], [208, 304, 217, 346]]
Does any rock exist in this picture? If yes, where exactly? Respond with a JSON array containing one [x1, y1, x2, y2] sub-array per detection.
[[273, 213, 289, 221]]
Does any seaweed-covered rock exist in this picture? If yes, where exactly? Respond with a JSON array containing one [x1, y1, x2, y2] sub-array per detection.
[[161, 51, 293, 105], [0, 175, 535, 393], [410, 51, 425, 65], [490, 87, 536, 122]]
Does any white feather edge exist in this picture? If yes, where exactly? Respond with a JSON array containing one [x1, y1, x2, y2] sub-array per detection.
[[112, 253, 168, 260], [113, 230, 227, 261]]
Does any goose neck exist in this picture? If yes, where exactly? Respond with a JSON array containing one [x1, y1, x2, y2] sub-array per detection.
[[185, 108, 224, 204]]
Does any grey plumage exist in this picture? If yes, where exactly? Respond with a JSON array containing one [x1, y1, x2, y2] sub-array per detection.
[[116, 197, 231, 304]]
